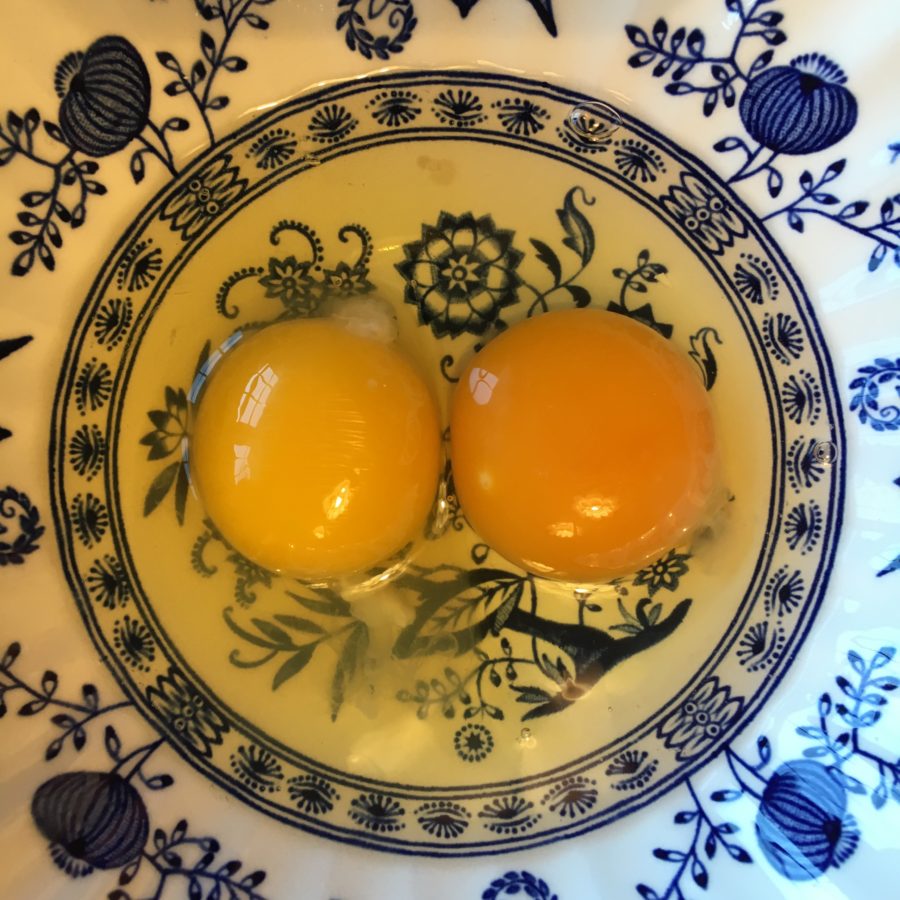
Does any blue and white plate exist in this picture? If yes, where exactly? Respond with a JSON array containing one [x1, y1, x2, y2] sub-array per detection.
[[1, 1, 898, 898]]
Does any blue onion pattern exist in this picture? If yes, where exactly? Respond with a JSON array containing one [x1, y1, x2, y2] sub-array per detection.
[[756, 760, 859, 879], [739, 54, 857, 156], [31, 771, 149, 875], [56, 37, 151, 157]]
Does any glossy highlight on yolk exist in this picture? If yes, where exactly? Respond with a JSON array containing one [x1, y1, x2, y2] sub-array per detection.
[[190, 319, 441, 578], [450, 308, 719, 581]]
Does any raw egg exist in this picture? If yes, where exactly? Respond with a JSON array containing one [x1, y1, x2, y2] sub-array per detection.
[[449, 308, 719, 581], [190, 318, 441, 578]]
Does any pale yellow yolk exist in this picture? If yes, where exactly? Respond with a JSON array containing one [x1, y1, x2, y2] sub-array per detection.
[[190, 319, 441, 578], [450, 308, 720, 581]]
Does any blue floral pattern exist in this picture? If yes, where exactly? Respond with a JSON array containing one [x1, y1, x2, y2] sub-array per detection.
[[0, 642, 267, 897], [625, 1, 900, 273], [658, 173, 748, 254], [638, 647, 899, 896]]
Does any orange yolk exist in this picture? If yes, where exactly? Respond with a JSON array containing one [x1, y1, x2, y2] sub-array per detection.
[[449, 308, 719, 581], [190, 319, 441, 579]]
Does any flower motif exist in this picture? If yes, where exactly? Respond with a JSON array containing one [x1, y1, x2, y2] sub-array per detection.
[[659, 173, 748, 254], [93, 297, 133, 349], [736, 620, 785, 671], [787, 436, 826, 493], [74, 358, 112, 414], [478, 795, 540, 835], [31, 771, 149, 876], [322, 260, 374, 296], [453, 723, 494, 762], [258, 255, 317, 309], [784, 501, 823, 554], [632, 549, 690, 597], [68, 424, 106, 480], [739, 54, 858, 156], [349, 792, 405, 832], [113, 615, 156, 671], [782, 370, 822, 425], [415, 800, 470, 838], [229, 744, 284, 793], [116, 240, 162, 292], [540, 776, 598, 818], [396, 211, 523, 338], [764, 566, 805, 616], [70, 492, 108, 548], [161, 155, 248, 241], [308, 103, 358, 144], [604, 749, 659, 791], [755, 760, 859, 879], [432, 89, 487, 127], [762, 312, 804, 365], [85, 554, 130, 608], [613, 139, 666, 183], [733, 252, 779, 305], [146, 667, 229, 757], [139, 387, 188, 460], [246, 127, 298, 170], [287, 775, 339, 815], [55, 36, 151, 157], [657, 676, 742, 760], [366, 89, 422, 128], [492, 98, 549, 136]]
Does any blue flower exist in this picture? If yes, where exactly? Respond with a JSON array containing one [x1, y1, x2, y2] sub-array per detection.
[[492, 98, 549, 136], [349, 792, 406, 832], [633, 549, 690, 597], [366, 89, 422, 127], [740, 54, 858, 155], [113, 615, 155, 671], [658, 676, 742, 760], [781, 370, 822, 425], [69, 424, 106, 481], [733, 252, 779, 305], [784, 501, 822, 554], [56, 36, 151, 157], [396, 210, 523, 338], [229, 744, 283, 793], [86, 554, 130, 608], [762, 312, 804, 365], [540, 776, 598, 817], [287, 775, 339, 815], [604, 749, 658, 791], [74, 358, 112, 414], [31, 771, 149, 876], [764, 566, 804, 616], [478, 796, 540, 835], [756, 760, 859, 880], [454, 723, 494, 762], [246, 128, 298, 169], [613, 139, 665, 183], [308, 103, 358, 144], [258, 255, 317, 310], [659, 173, 748, 254], [70, 492, 108, 547], [416, 800, 470, 838], [432, 89, 486, 128]]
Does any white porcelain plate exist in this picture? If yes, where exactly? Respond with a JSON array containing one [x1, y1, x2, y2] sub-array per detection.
[[1, 2, 898, 898]]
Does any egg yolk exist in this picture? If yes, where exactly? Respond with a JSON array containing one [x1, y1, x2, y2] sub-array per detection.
[[450, 308, 719, 581], [190, 319, 441, 578]]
